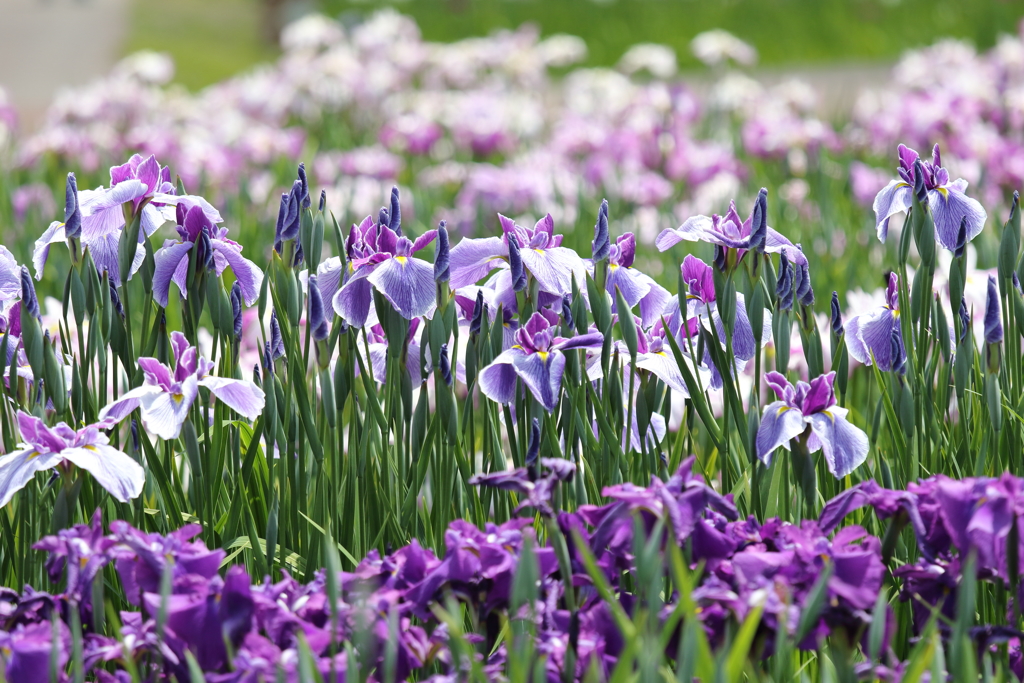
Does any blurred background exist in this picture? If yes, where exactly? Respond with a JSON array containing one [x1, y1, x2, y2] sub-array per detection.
[[3, 0, 1024, 125]]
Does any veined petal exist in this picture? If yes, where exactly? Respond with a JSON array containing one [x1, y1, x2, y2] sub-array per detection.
[[808, 409, 869, 478], [512, 350, 566, 413], [33, 221, 66, 281], [367, 255, 438, 320], [79, 180, 147, 240], [60, 444, 145, 503], [636, 350, 691, 395], [316, 257, 344, 311], [756, 401, 806, 465], [0, 447, 62, 508], [479, 348, 523, 405], [198, 377, 265, 420], [152, 241, 192, 308], [638, 278, 672, 329], [848, 309, 896, 369], [606, 265, 651, 312], [138, 377, 198, 440], [97, 384, 161, 426], [872, 180, 912, 243], [333, 273, 374, 328], [211, 239, 263, 305], [711, 292, 756, 361], [655, 215, 713, 251], [448, 236, 508, 289], [928, 182, 987, 251], [556, 332, 604, 352], [518, 246, 587, 297]]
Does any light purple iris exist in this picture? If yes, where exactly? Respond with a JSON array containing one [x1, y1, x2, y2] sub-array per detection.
[[479, 309, 603, 412], [845, 272, 904, 371], [873, 143, 988, 251], [681, 254, 762, 363], [0, 411, 145, 508], [756, 371, 869, 479], [332, 215, 438, 327], [33, 154, 221, 286], [99, 331, 265, 440], [448, 214, 587, 296], [590, 232, 671, 328], [631, 319, 710, 397], [151, 200, 263, 308]]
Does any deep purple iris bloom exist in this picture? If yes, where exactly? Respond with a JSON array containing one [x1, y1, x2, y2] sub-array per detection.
[[0, 411, 144, 508], [332, 215, 438, 327], [756, 371, 869, 478], [0, 621, 69, 683], [448, 214, 588, 297], [873, 143, 987, 251], [479, 309, 603, 412], [590, 232, 671, 327], [152, 200, 263, 308], [98, 331, 265, 439], [469, 458, 576, 517], [845, 272, 906, 372]]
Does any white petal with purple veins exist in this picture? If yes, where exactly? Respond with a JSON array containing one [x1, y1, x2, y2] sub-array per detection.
[[138, 376, 199, 440], [60, 444, 145, 502], [479, 348, 523, 405], [512, 350, 566, 413], [518, 247, 586, 297], [367, 256, 437, 320], [98, 384, 161, 426], [211, 239, 263, 305], [33, 221, 66, 281], [928, 181, 987, 252], [655, 215, 713, 251], [0, 447, 62, 508], [808, 408, 869, 478], [872, 180, 912, 243], [448, 236, 508, 289], [755, 401, 807, 465], [152, 241, 193, 308]]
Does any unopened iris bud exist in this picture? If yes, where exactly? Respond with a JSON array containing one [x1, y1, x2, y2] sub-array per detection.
[[984, 275, 1003, 345], [297, 163, 310, 210], [890, 326, 907, 376], [912, 159, 927, 203], [434, 221, 450, 283], [958, 298, 970, 345], [748, 188, 768, 253], [20, 266, 40, 321], [389, 186, 402, 236], [270, 311, 285, 361], [713, 244, 727, 273], [525, 417, 541, 476], [109, 278, 124, 319], [469, 290, 485, 337], [561, 294, 574, 329], [318, 189, 326, 213], [274, 186, 301, 253], [830, 291, 843, 337], [307, 276, 329, 343], [262, 341, 274, 376], [775, 253, 794, 311], [230, 281, 243, 342], [795, 261, 814, 307], [130, 419, 140, 454], [64, 172, 81, 240], [953, 216, 967, 258], [439, 342, 453, 387], [508, 233, 527, 292], [591, 199, 610, 261], [378, 207, 390, 229]]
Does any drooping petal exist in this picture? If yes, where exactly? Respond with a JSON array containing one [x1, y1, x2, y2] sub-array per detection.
[[928, 181, 987, 252], [555, 331, 605, 352], [79, 180, 148, 240], [316, 257, 344, 310], [211, 240, 263, 306], [152, 240, 193, 308], [638, 278, 672, 329], [712, 292, 756, 361], [60, 444, 145, 503], [333, 271, 374, 328], [198, 377, 266, 420], [479, 348, 524, 405], [138, 377, 199, 440], [808, 408, 869, 478], [872, 180, 912, 243], [0, 447, 62, 508], [755, 401, 807, 465], [33, 221, 66, 281], [448, 236, 508, 289], [97, 384, 162, 426], [518, 246, 587, 297], [512, 350, 566, 413], [655, 215, 713, 251], [366, 255, 438, 320], [636, 350, 695, 396], [847, 308, 896, 369], [606, 265, 651, 313]]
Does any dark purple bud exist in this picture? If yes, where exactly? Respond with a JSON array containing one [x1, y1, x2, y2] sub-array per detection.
[[378, 207, 389, 229], [795, 262, 814, 307], [20, 266, 40, 321], [508, 233, 527, 292], [748, 187, 768, 253], [525, 417, 541, 476], [262, 342, 274, 375], [439, 343, 452, 387], [434, 221, 450, 283], [307, 275, 329, 342], [275, 184, 301, 249], [775, 253, 794, 311], [253, 363, 262, 384], [713, 244, 727, 272], [293, 241, 304, 268], [318, 189, 326, 213], [389, 186, 402, 236], [912, 159, 927, 202], [591, 199, 610, 261], [297, 163, 310, 210], [469, 291, 485, 337], [230, 281, 243, 342], [130, 419, 140, 453], [830, 291, 843, 337], [984, 275, 1003, 344], [270, 312, 285, 360], [561, 294, 574, 329], [109, 278, 124, 319], [273, 192, 288, 254], [958, 298, 970, 345], [64, 172, 81, 239], [197, 229, 214, 270], [890, 325, 907, 376], [954, 216, 968, 258]]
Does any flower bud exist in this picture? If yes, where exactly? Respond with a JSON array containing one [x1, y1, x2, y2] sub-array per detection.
[[561, 294, 574, 329], [230, 281, 243, 342], [438, 342, 452, 387], [775, 253, 794, 311], [297, 163, 310, 210], [526, 417, 541, 475], [270, 312, 285, 361], [64, 172, 81, 240], [469, 291, 485, 337], [591, 199, 610, 261], [912, 159, 927, 203], [748, 187, 768, 253], [795, 261, 814, 307], [984, 275, 1003, 345], [307, 275, 329, 343], [20, 266, 40, 321], [434, 221, 450, 283], [958, 298, 970, 346], [830, 291, 843, 337], [508, 233, 527, 292], [953, 216, 968, 258], [890, 326, 907, 376], [389, 186, 402, 236]]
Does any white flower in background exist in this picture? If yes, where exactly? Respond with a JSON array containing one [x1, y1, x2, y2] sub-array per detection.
[[691, 29, 758, 67]]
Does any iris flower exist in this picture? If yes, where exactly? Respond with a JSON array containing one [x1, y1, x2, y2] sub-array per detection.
[[332, 215, 438, 327], [151, 200, 263, 308], [99, 332, 265, 439], [590, 232, 671, 327], [873, 143, 987, 251], [0, 411, 145, 508], [756, 371, 869, 479], [448, 214, 587, 297], [845, 272, 906, 372], [479, 309, 603, 412]]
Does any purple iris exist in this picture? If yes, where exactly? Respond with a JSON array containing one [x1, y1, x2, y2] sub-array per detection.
[[591, 232, 671, 327], [98, 331, 265, 439], [0, 411, 145, 508], [756, 371, 869, 478], [448, 213, 588, 297], [873, 143, 988, 251], [152, 200, 263, 308], [681, 254, 761, 365], [332, 214, 438, 327], [632, 319, 710, 396], [478, 309, 603, 412], [845, 272, 906, 372]]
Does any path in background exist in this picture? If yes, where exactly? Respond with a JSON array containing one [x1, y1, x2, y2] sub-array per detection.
[[0, 0, 130, 129]]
